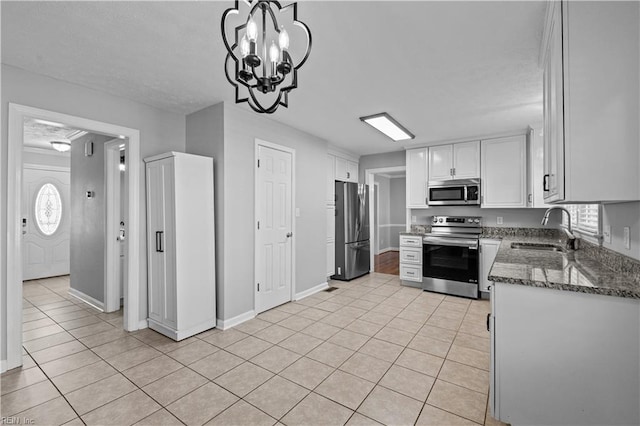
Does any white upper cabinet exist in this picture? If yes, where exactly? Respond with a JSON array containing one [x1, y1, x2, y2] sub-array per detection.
[[453, 141, 481, 179], [406, 148, 428, 208], [481, 135, 528, 208], [428, 145, 454, 181], [429, 141, 480, 181], [346, 161, 358, 183], [541, 1, 640, 203], [333, 155, 358, 183]]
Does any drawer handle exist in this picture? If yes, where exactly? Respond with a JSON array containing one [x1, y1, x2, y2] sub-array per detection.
[[406, 271, 415, 275]]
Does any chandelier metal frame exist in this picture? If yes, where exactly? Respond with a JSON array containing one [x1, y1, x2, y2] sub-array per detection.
[[221, 0, 312, 114]]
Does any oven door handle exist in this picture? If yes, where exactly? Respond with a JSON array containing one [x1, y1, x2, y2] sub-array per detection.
[[423, 237, 479, 249]]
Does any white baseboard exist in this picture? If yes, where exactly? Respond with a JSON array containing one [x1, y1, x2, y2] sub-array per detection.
[[138, 319, 149, 330], [68, 288, 105, 312], [295, 281, 329, 301], [216, 310, 256, 330], [1, 359, 7, 374], [378, 247, 399, 254]]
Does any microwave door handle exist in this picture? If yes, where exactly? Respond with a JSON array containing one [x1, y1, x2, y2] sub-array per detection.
[[463, 186, 468, 202]]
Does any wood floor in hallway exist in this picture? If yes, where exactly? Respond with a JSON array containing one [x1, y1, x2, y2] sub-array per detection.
[[374, 251, 399, 275]]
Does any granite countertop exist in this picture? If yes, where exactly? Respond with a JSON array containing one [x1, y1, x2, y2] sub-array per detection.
[[488, 236, 640, 299]]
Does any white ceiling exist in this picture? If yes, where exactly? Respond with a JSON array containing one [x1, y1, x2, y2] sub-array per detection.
[[22, 118, 81, 150], [2, 1, 546, 156]]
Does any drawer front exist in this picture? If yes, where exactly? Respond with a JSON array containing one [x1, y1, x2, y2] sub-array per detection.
[[400, 235, 422, 247], [400, 264, 423, 282], [400, 247, 422, 264]]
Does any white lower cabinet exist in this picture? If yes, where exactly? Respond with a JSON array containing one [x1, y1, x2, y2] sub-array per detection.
[[490, 283, 640, 425], [145, 152, 216, 341], [399, 235, 422, 285], [479, 239, 500, 293]]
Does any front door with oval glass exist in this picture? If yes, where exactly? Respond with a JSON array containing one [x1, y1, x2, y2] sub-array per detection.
[[22, 166, 71, 280]]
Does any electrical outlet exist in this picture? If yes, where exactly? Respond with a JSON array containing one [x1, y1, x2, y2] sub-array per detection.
[[295, 208, 300, 217], [603, 225, 612, 244], [411, 216, 417, 223], [497, 216, 503, 225], [623, 227, 631, 250]]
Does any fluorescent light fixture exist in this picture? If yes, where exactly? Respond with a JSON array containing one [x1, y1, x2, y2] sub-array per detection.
[[50, 140, 71, 152], [359, 112, 415, 141]]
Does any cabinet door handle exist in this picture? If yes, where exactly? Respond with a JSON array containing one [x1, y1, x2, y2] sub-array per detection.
[[486, 313, 491, 332], [543, 174, 549, 192], [450, 168, 453, 176], [156, 231, 164, 252], [346, 172, 350, 179]]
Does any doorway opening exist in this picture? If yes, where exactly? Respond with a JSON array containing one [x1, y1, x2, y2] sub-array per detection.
[[6, 103, 141, 372], [365, 166, 407, 275]]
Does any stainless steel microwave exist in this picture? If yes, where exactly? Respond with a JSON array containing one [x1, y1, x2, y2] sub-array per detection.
[[428, 179, 480, 206]]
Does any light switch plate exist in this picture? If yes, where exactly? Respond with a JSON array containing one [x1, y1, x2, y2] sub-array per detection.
[[623, 227, 630, 250], [295, 208, 300, 217], [603, 225, 611, 244], [497, 216, 503, 225], [411, 216, 416, 223]]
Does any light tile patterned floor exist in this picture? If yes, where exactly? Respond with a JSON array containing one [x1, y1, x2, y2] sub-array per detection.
[[2, 274, 507, 426]]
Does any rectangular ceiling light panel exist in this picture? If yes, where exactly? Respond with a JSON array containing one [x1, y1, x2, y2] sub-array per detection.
[[360, 113, 415, 141]]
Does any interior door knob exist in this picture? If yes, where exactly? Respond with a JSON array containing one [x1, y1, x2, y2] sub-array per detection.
[[286, 232, 293, 238]]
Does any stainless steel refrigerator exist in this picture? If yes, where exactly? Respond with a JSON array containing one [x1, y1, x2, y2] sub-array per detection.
[[333, 181, 370, 281]]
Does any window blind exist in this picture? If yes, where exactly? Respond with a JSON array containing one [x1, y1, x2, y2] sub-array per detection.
[[563, 204, 600, 236]]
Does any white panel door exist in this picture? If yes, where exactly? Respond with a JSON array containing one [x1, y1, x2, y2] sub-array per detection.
[[256, 145, 293, 313], [453, 141, 480, 179], [428, 145, 453, 181], [22, 167, 70, 280]]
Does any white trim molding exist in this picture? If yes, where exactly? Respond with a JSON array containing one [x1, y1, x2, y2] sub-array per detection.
[[365, 165, 407, 273], [68, 288, 105, 312], [6, 103, 142, 371], [216, 310, 256, 330], [378, 247, 400, 254], [295, 281, 329, 301]]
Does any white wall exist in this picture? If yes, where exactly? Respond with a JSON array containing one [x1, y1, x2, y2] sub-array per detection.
[[1, 65, 186, 362], [69, 134, 113, 303], [184, 103, 225, 317], [374, 176, 391, 251], [359, 151, 406, 183], [389, 177, 407, 248], [186, 102, 328, 322], [602, 202, 640, 260], [23, 149, 70, 169]]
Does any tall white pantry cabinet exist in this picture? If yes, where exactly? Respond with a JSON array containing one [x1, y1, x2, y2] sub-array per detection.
[[144, 152, 216, 341]]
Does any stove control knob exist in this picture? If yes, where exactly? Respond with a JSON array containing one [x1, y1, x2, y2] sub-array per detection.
[[438, 218, 443, 223], [474, 219, 480, 223], [468, 218, 474, 223], [432, 217, 438, 223]]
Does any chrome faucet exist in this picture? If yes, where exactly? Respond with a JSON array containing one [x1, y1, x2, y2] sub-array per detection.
[[541, 206, 578, 250]]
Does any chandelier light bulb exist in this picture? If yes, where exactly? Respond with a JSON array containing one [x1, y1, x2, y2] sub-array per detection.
[[246, 15, 258, 42], [278, 26, 289, 51], [269, 40, 280, 63], [240, 35, 250, 57]]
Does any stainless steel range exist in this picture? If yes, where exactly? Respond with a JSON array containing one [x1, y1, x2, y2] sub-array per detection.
[[422, 216, 482, 299]]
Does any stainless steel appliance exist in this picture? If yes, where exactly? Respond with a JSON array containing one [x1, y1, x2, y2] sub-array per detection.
[[333, 181, 370, 281], [422, 215, 482, 298], [428, 179, 480, 206]]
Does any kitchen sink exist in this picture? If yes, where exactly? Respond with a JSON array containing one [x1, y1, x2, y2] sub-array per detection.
[[510, 243, 563, 252]]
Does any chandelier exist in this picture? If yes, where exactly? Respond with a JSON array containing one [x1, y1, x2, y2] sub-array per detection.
[[221, 0, 312, 114]]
